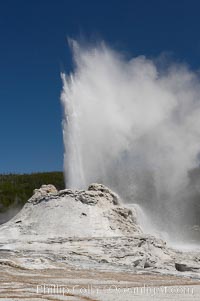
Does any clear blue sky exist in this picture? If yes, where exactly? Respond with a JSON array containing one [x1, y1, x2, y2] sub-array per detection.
[[0, 0, 200, 174]]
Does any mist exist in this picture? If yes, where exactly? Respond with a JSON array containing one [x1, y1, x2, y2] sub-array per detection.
[[61, 41, 200, 244]]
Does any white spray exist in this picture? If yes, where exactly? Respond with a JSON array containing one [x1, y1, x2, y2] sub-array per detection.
[[61, 41, 200, 242]]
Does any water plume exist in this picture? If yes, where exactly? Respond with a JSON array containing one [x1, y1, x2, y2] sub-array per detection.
[[61, 41, 200, 243]]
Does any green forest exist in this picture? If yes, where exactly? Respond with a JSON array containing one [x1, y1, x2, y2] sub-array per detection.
[[0, 172, 65, 213]]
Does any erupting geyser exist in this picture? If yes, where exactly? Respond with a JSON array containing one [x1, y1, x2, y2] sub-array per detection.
[[61, 40, 200, 244]]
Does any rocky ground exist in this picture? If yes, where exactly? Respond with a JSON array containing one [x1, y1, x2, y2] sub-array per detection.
[[1, 265, 200, 301], [0, 183, 200, 300]]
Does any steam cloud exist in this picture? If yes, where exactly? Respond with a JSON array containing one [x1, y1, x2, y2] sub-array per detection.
[[61, 41, 200, 243]]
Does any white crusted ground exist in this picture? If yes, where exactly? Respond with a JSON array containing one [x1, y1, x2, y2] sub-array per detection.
[[0, 184, 200, 300]]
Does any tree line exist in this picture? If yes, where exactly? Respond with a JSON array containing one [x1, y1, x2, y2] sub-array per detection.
[[0, 172, 65, 213]]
